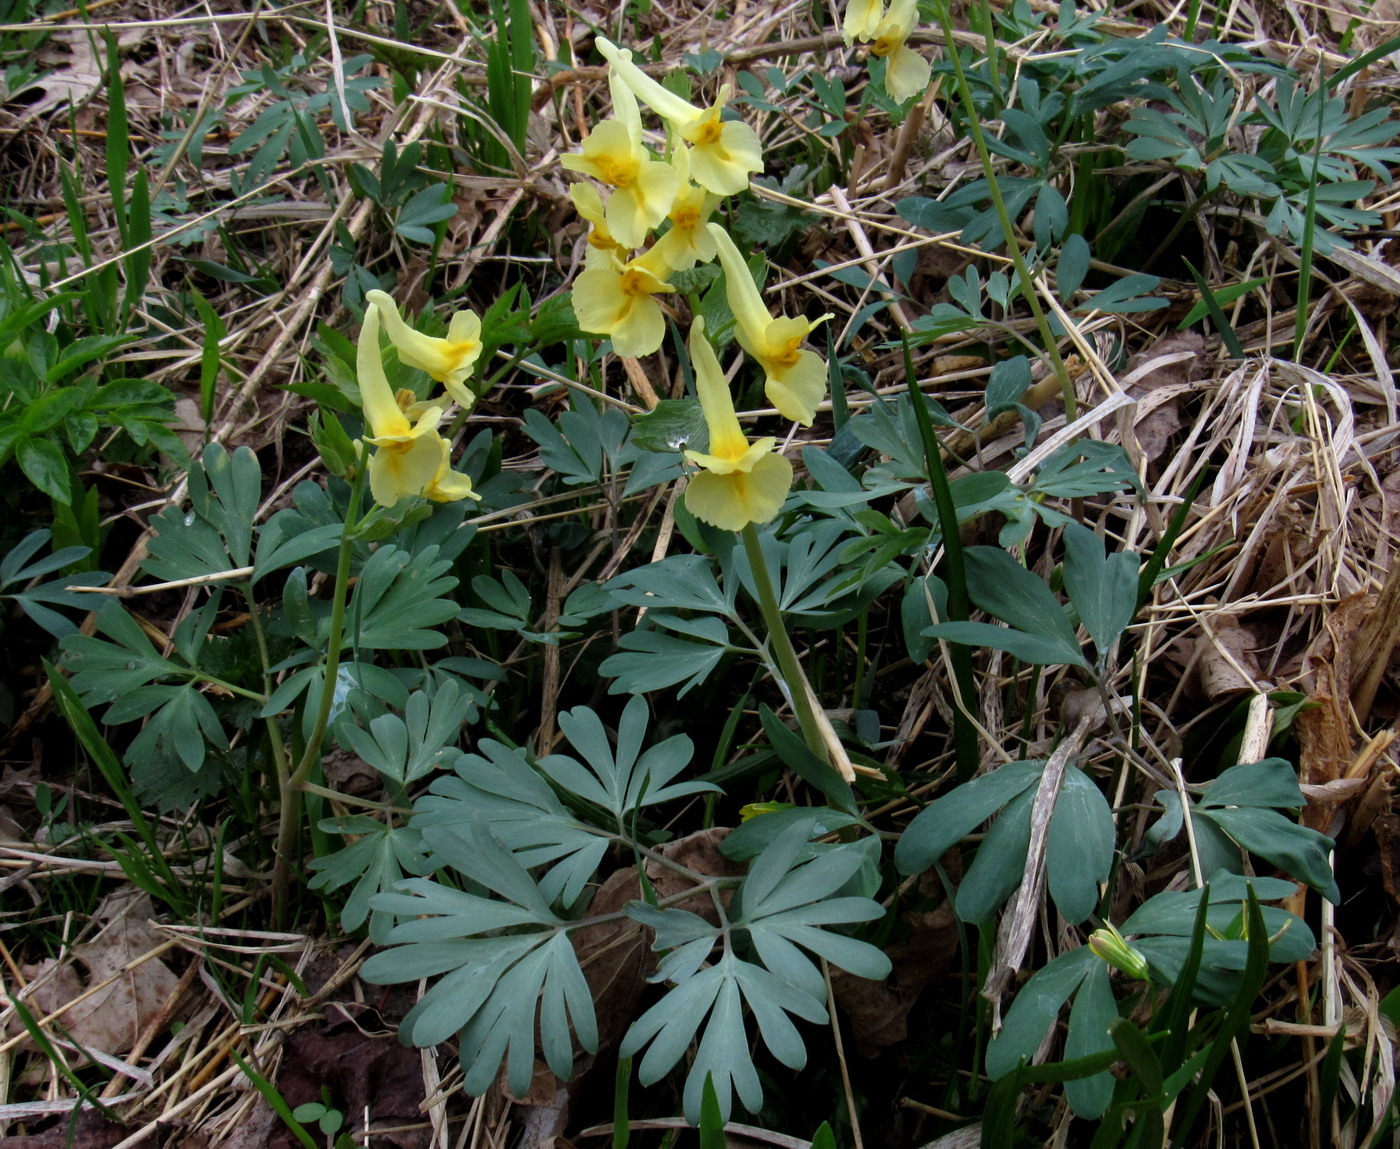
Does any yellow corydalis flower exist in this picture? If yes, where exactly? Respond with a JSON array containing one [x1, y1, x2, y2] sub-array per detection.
[[707, 222, 829, 426], [651, 145, 720, 272], [571, 245, 674, 358], [844, 0, 885, 44], [561, 78, 677, 249], [571, 183, 626, 269], [357, 306, 450, 508], [683, 317, 793, 532], [869, 0, 931, 104], [421, 435, 480, 504], [365, 290, 483, 411], [595, 38, 763, 197]]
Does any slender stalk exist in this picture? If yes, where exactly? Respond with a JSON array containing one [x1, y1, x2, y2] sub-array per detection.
[[244, 586, 292, 880], [740, 523, 826, 761], [270, 448, 368, 926], [191, 672, 267, 703], [932, 0, 1076, 418]]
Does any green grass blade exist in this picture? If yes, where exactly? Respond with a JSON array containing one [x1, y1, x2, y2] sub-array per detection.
[[1318, 1024, 1347, 1145], [103, 28, 130, 243], [1181, 258, 1245, 359], [699, 1072, 726, 1149], [7, 994, 117, 1120], [191, 288, 227, 431], [613, 1055, 631, 1149], [45, 661, 190, 915], [902, 333, 978, 782], [231, 1049, 319, 1149], [121, 165, 152, 323], [1136, 467, 1208, 613], [1292, 78, 1328, 362], [1154, 880, 1210, 1072], [1168, 886, 1270, 1147]]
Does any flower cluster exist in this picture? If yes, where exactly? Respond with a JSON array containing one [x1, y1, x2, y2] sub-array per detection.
[[844, 0, 930, 105], [564, 40, 835, 531], [355, 290, 485, 508], [564, 40, 767, 361]]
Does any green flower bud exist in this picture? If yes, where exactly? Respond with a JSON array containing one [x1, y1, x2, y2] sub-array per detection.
[[1088, 925, 1151, 982]]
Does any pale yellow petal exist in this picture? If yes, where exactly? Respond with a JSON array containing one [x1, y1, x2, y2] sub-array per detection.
[[685, 436, 776, 475], [684, 452, 793, 531], [423, 438, 481, 503], [708, 222, 773, 351], [884, 0, 918, 34], [884, 45, 931, 104], [606, 158, 680, 248], [571, 266, 667, 358], [596, 38, 700, 127], [367, 430, 444, 507], [652, 181, 717, 271], [687, 317, 747, 461], [608, 295, 666, 357], [571, 181, 608, 229], [844, 0, 886, 43], [764, 349, 827, 426], [684, 116, 763, 196], [561, 119, 639, 187], [364, 404, 443, 449], [356, 305, 411, 438], [366, 290, 482, 395]]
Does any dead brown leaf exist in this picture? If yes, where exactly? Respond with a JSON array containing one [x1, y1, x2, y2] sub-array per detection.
[[831, 874, 957, 1057], [1120, 331, 1203, 467], [272, 1005, 429, 1149], [1193, 617, 1264, 700], [19, 893, 183, 1060], [1297, 594, 1373, 829]]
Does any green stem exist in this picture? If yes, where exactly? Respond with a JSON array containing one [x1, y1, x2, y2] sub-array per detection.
[[191, 672, 267, 703], [270, 445, 368, 927], [932, 0, 1075, 419], [974, 0, 1002, 115], [244, 587, 292, 876], [740, 523, 826, 761]]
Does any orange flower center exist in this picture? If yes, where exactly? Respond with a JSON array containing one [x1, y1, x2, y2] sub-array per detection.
[[672, 205, 700, 230], [772, 336, 803, 369], [619, 269, 652, 297], [595, 155, 637, 188], [694, 120, 724, 146]]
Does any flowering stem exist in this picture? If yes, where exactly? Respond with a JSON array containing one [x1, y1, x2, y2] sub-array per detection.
[[740, 523, 826, 762], [271, 444, 369, 927]]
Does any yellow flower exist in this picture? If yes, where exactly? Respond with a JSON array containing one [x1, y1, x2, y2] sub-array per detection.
[[357, 306, 450, 508], [571, 245, 674, 358], [365, 290, 483, 411], [650, 146, 720, 272], [707, 223, 829, 426], [870, 0, 931, 104], [596, 38, 763, 196], [561, 80, 678, 248], [844, 0, 885, 44], [571, 182, 626, 269], [422, 436, 481, 504], [683, 317, 793, 531]]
